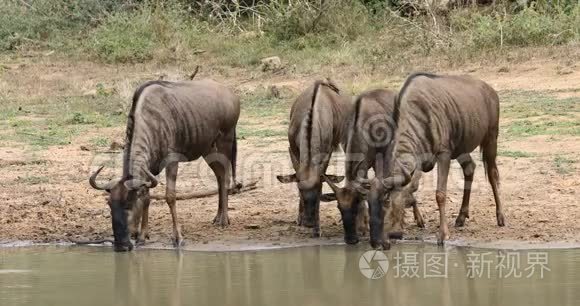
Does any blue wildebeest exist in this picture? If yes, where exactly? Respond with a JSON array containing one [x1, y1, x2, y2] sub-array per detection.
[[321, 88, 424, 245], [276, 79, 352, 238], [89, 79, 240, 251], [359, 73, 505, 249]]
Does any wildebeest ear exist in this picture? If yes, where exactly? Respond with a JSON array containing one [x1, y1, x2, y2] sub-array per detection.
[[276, 174, 297, 183], [354, 184, 370, 196], [320, 193, 337, 202], [350, 178, 371, 196], [124, 179, 146, 190], [323, 175, 344, 184]]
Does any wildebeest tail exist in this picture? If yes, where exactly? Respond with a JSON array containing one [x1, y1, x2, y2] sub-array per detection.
[[231, 130, 238, 184], [481, 130, 500, 184], [303, 81, 322, 163]]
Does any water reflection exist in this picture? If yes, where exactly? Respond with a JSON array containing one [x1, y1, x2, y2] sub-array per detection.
[[1, 245, 579, 306]]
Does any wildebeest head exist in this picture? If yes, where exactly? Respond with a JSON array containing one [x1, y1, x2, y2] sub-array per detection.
[[276, 170, 344, 228], [321, 175, 369, 245], [89, 166, 158, 252], [368, 163, 413, 249]]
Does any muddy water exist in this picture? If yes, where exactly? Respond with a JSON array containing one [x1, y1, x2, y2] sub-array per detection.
[[1, 245, 579, 306]]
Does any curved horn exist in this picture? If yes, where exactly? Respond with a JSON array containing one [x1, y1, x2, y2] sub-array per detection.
[[89, 166, 113, 190], [397, 159, 412, 185], [143, 168, 158, 189], [322, 175, 341, 194], [382, 161, 413, 189]]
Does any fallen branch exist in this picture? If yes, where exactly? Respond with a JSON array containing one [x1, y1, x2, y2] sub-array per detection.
[[150, 179, 260, 201]]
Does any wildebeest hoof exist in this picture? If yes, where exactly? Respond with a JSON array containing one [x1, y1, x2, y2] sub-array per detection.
[[369, 239, 381, 249], [300, 218, 315, 228], [344, 236, 359, 245], [497, 212, 506, 227], [114, 242, 133, 252], [135, 239, 146, 247], [455, 214, 467, 227], [382, 241, 391, 250], [172, 238, 185, 248], [213, 214, 230, 227], [437, 237, 446, 246], [417, 219, 426, 229], [387, 231, 404, 240]]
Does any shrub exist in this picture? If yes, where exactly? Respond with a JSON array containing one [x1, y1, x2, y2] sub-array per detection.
[[88, 10, 156, 63], [0, 0, 122, 51], [87, 1, 206, 63], [261, 0, 372, 42]]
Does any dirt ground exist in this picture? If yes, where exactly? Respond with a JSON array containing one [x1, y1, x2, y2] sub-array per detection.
[[0, 56, 579, 250]]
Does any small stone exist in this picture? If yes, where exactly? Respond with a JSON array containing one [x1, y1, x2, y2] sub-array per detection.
[[244, 224, 261, 230], [268, 85, 281, 99], [260, 56, 282, 72], [497, 66, 510, 73], [557, 66, 573, 75], [80, 145, 90, 151], [109, 141, 124, 150]]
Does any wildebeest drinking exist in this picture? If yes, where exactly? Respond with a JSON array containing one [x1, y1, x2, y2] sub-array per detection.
[[321, 88, 424, 245], [360, 73, 505, 249], [89, 79, 240, 251], [276, 79, 352, 238]]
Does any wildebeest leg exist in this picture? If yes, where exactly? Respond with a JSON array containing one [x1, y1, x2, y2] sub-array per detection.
[[312, 183, 323, 237], [289, 145, 312, 227], [297, 195, 305, 226], [136, 197, 150, 245], [456, 154, 476, 227], [356, 202, 369, 236], [482, 137, 505, 227], [137, 202, 150, 244], [410, 197, 425, 229], [166, 162, 184, 247], [129, 207, 142, 241], [436, 153, 451, 245], [207, 133, 233, 227]]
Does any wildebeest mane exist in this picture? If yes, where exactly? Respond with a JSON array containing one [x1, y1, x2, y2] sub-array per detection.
[[394, 72, 438, 127], [123, 80, 173, 177]]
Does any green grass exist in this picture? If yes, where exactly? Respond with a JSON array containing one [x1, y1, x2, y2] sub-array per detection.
[[501, 90, 580, 119], [238, 126, 287, 139], [500, 90, 580, 138], [497, 150, 534, 158], [553, 156, 576, 174], [1, 1, 579, 71], [241, 90, 290, 118], [16, 175, 49, 185], [91, 136, 110, 148], [503, 119, 580, 137], [0, 94, 125, 148]]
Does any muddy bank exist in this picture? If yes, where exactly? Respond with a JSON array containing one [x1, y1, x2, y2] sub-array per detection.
[[1, 58, 579, 251], [2, 236, 580, 252]]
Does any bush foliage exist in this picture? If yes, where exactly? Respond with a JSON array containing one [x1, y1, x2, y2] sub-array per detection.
[[0, 0, 579, 66]]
